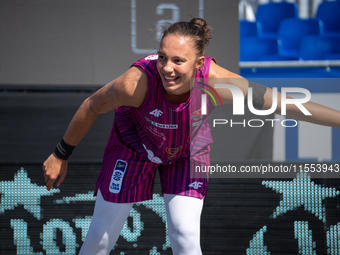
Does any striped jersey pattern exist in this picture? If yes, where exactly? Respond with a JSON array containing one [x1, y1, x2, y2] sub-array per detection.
[[95, 54, 215, 202]]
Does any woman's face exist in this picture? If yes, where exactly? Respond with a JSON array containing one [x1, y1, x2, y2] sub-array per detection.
[[157, 34, 204, 97]]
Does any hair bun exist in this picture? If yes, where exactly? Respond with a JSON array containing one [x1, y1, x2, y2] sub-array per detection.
[[160, 18, 213, 56], [189, 18, 213, 46]]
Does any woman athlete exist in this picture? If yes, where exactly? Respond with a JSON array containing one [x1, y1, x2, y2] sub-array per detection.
[[43, 18, 340, 254]]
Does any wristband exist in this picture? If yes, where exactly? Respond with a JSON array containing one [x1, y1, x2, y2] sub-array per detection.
[[54, 138, 76, 160]]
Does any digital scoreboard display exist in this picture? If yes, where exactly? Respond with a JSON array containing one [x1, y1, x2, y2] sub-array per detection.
[[1, 163, 340, 254]]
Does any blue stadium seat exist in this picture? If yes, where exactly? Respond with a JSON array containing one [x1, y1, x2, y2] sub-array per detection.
[[324, 53, 340, 60], [260, 54, 299, 61], [299, 35, 340, 60], [240, 20, 260, 37], [316, 0, 340, 35], [277, 18, 322, 58], [256, 2, 298, 38], [324, 36, 340, 60], [240, 36, 278, 61]]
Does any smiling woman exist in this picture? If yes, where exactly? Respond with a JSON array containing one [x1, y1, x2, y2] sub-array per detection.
[[156, 19, 212, 103], [42, 17, 340, 255], [157, 35, 203, 103]]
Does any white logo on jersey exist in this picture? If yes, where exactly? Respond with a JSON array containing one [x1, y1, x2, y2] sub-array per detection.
[[142, 143, 163, 164], [145, 54, 158, 60], [150, 109, 163, 117], [192, 120, 202, 134], [145, 117, 178, 129], [189, 181, 203, 189], [109, 160, 128, 194]]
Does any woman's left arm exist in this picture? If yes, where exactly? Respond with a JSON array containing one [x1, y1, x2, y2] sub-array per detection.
[[263, 87, 340, 129], [209, 61, 340, 128]]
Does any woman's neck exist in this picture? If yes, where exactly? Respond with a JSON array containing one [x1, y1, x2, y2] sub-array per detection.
[[164, 90, 191, 105]]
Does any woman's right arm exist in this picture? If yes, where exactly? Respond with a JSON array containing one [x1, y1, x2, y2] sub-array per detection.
[[43, 66, 148, 190]]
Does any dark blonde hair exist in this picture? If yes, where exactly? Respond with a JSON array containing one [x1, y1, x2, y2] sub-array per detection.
[[160, 18, 213, 57]]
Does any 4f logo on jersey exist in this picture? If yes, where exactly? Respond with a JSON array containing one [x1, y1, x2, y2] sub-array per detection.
[[109, 159, 128, 194], [189, 181, 203, 189], [150, 109, 163, 117]]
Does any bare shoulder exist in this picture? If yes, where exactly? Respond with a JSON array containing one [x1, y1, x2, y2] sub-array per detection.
[[112, 66, 148, 108], [208, 60, 249, 104], [209, 61, 243, 79], [88, 66, 148, 114]]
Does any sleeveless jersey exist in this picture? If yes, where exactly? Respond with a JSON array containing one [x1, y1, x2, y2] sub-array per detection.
[[102, 54, 215, 167]]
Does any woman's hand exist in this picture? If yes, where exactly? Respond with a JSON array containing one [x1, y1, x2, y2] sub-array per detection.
[[41, 66, 148, 190], [43, 153, 68, 191]]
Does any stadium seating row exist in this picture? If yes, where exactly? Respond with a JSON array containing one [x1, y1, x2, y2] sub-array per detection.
[[240, 1, 340, 61]]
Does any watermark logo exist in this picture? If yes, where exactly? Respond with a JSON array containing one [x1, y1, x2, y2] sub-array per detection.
[[197, 85, 222, 115], [198, 82, 312, 128], [200, 84, 311, 116]]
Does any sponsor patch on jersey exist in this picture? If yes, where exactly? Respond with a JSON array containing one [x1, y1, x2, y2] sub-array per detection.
[[165, 146, 182, 160], [109, 159, 128, 194], [191, 109, 203, 120], [145, 117, 178, 129], [144, 54, 158, 60]]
